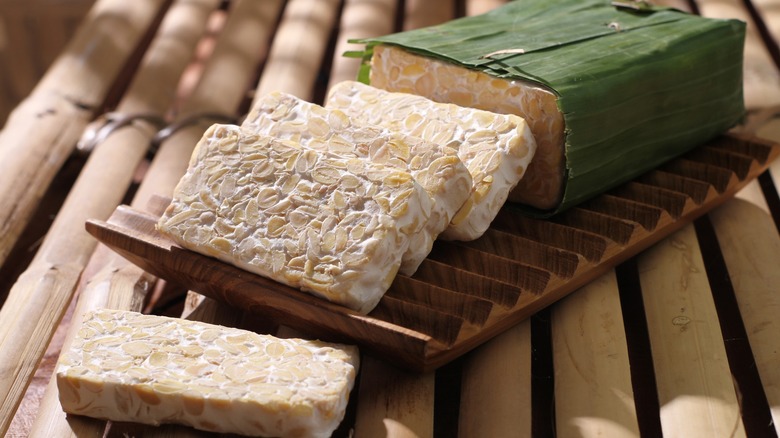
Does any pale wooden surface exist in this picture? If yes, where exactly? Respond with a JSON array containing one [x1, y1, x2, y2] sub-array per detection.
[[0, 1, 778, 437], [552, 272, 639, 438], [639, 225, 745, 437]]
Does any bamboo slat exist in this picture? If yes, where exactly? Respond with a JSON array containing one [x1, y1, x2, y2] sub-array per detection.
[[638, 225, 745, 437], [255, 0, 341, 102], [458, 321, 532, 438], [710, 199, 780, 435], [326, 0, 397, 91], [0, 0, 168, 267], [353, 357, 435, 437], [552, 272, 640, 438], [28, 1, 283, 435]]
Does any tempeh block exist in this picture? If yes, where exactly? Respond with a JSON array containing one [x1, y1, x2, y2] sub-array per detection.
[[243, 91, 472, 275], [56, 309, 359, 438], [326, 80, 537, 241], [158, 124, 432, 313]]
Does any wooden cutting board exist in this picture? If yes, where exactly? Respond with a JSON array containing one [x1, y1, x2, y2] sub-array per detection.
[[86, 132, 780, 371]]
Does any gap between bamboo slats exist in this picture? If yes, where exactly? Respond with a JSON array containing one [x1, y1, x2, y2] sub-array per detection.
[[29, 1, 283, 435], [0, 0, 169, 268]]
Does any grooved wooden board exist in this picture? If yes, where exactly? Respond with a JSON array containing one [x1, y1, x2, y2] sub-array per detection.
[[86, 133, 780, 371]]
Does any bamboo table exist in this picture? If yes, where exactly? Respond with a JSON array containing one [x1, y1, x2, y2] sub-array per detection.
[[2, 0, 779, 437]]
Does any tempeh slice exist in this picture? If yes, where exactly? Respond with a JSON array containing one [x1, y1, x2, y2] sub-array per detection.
[[243, 91, 472, 275], [158, 124, 431, 313], [326, 80, 537, 241], [56, 309, 359, 438]]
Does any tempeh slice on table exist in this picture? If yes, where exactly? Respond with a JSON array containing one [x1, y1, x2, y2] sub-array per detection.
[[158, 123, 431, 313], [57, 309, 359, 438], [327, 80, 537, 241], [243, 91, 473, 275]]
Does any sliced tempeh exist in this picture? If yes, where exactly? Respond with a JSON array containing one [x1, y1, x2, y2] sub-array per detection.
[[243, 91, 472, 275], [56, 309, 359, 438], [158, 124, 431, 313], [326, 80, 537, 241]]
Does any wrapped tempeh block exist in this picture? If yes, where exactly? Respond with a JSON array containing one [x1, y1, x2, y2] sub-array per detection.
[[351, 0, 746, 215], [56, 309, 359, 438], [327, 80, 537, 241], [243, 91, 473, 275], [158, 124, 432, 313]]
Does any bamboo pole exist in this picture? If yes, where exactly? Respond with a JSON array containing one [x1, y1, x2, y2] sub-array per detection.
[[0, 1, 220, 431], [638, 225, 745, 437], [0, 0, 169, 267], [458, 321, 532, 437], [326, 0, 397, 91], [552, 272, 640, 438], [255, 0, 342, 102], [30, 0, 283, 434]]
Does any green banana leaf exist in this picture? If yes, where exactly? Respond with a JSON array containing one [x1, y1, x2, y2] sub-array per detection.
[[349, 0, 746, 216]]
